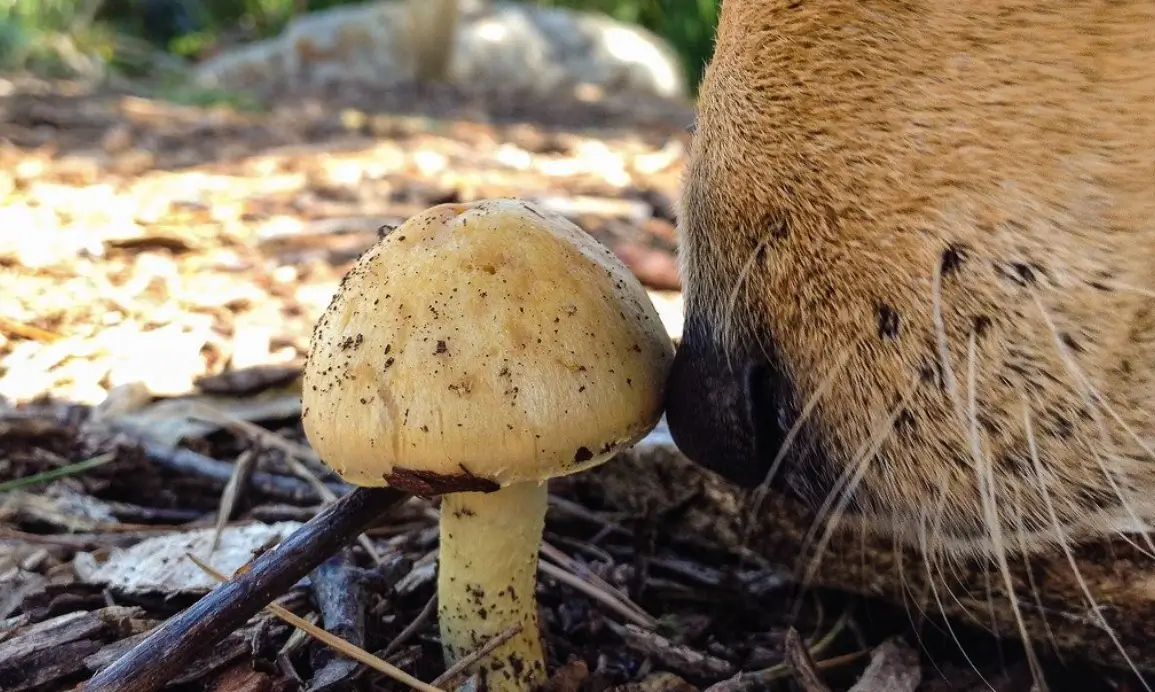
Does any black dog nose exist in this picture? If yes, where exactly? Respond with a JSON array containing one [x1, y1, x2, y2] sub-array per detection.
[[664, 320, 788, 488]]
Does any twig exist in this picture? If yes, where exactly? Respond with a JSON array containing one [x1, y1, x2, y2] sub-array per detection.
[[0, 526, 203, 549], [704, 609, 854, 691], [273, 448, 381, 562], [191, 406, 382, 561], [282, 451, 382, 562], [277, 611, 320, 683], [547, 494, 631, 538], [189, 406, 324, 468], [101, 501, 205, 525], [187, 553, 444, 692], [784, 628, 833, 692], [429, 625, 523, 688], [539, 541, 649, 624], [703, 649, 870, 692], [546, 534, 616, 565], [137, 439, 347, 503], [382, 594, 437, 658], [540, 560, 657, 629], [606, 621, 736, 679], [212, 447, 260, 553], [80, 486, 406, 692]]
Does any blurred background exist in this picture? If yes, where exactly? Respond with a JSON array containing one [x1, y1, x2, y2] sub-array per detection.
[[0, 0, 711, 406], [0, 0, 717, 91]]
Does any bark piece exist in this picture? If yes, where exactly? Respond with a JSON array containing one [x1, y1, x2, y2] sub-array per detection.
[[847, 638, 921, 692], [0, 607, 140, 692]]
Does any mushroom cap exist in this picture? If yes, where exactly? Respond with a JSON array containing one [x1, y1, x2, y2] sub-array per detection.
[[301, 198, 675, 495]]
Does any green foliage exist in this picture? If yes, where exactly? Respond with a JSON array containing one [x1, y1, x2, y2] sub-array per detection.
[[0, 0, 118, 76], [0, 0, 98, 31], [194, 0, 362, 39], [197, 0, 296, 38], [657, 0, 718, 89], [166, 30, 212, 58]]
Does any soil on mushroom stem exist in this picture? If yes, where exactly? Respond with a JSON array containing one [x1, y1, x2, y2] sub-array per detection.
[[0, 76, 1139, 692]]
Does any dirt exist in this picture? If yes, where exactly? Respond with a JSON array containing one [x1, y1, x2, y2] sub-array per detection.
[[0, 74, 1142, 692]]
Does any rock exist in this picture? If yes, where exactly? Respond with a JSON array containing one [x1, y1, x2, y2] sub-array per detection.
[[192, 39, 292, 93], [451, 1, 686, 100], [280, 1, 406, 87], [192, 0, 687, 101]]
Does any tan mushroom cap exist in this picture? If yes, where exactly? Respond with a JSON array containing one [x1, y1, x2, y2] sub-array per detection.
[[302, 198, 675, 495]]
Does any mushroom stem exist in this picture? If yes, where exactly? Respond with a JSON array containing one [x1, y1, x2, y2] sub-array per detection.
[[437, 480, 548, 691]]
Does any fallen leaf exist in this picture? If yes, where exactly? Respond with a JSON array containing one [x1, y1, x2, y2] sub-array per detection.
[[77, 522, 304, 596]]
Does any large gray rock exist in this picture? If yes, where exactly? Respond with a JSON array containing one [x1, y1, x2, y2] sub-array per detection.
[[193, 0, 688, 101]]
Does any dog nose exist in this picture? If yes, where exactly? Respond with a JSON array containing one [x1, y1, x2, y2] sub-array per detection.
[[664, 319, 788, 488]]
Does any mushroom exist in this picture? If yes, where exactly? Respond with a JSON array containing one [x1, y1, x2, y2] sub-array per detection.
[[302, 198, 674, 691]]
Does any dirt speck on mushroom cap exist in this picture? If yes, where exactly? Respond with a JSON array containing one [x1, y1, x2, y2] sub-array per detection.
[[301, 198, 675, 489]]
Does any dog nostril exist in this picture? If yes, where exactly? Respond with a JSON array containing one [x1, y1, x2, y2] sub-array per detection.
[[743, 360, 790, 480], [665, 334, 787, 489]]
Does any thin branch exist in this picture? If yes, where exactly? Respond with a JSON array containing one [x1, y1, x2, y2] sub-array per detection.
[[429, 625, 523, 688], [80, 486, 406, 692], [187, 553, 444, 692]]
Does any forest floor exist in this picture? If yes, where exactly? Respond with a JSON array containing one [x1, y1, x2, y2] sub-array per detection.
[[0, 73, 1138, 692]]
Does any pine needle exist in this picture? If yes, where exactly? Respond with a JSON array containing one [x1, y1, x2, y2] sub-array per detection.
[[185, 551, 446, 692], [0, 452, 116, 493]]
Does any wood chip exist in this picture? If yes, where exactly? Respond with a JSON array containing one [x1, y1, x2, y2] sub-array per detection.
[[847, 638, 921, 692], [0, 606, 141, 691], [207, 662, 277, 692]]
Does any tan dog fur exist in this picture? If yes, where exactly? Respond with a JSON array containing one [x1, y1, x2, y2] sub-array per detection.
[[678, 0, 1155, 558]]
